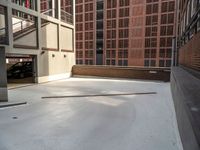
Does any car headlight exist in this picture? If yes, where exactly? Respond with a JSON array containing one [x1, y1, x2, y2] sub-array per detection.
[[14, 70, 20, 73]]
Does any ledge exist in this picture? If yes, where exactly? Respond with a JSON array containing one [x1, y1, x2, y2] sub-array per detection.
[[72, 65, 170, 81], [171, 66, 200, 150]]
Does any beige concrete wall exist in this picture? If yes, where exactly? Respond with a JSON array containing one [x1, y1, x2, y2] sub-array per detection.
[[2, 0, 76, 83], [13, 30, 37, 46], [0, 14, 5, 37], [41, 22, 58, 49], [37, 51, 75, 83], [60, 26, 73, 51], [0, 14, 5, 29]]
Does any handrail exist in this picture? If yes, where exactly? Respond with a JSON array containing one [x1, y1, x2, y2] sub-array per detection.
[[42, 8, 57, 18], [42, 9, 53, 14], [61, 9, 72, 16], [13, 18, 35, 33], [0, 27, 5, 31], [0, 18, 33, 33], [61, 9, 73, 24]]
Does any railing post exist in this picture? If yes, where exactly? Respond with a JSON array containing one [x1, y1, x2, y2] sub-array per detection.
[[172, 37, 176, 67], [21, 21, 23, 30]]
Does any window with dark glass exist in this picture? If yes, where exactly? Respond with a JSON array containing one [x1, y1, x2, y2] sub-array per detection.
[[12, 0, 36, 10]]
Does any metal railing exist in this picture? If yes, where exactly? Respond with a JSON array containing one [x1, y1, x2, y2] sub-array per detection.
[[12, 19, 34, 33], [41, 8, 57, 18], [0, 28, 6, 44], [61, 10, 73, 24], [0, 18, 36, 44], [42, 9, 73, 24]]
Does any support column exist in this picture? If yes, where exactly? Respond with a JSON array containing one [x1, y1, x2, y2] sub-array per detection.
[[0, 47, 8, 102]]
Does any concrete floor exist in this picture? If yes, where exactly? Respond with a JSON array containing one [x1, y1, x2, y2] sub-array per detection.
[[7, 77, 34, 89], [0, 77, 183, 150]]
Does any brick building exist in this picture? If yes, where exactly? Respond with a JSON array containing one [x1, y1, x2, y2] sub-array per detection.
[[177, 0, 200, 71], [75, 0, 176, 67]]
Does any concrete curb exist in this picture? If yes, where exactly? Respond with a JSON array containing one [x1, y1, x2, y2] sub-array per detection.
[[0, 101, 27, 108]]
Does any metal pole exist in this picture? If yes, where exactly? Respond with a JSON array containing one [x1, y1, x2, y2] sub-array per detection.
[[172, 37, 176, 67]]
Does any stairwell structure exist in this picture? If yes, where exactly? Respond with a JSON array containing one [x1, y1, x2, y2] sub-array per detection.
[[0, 0, 75, 102]]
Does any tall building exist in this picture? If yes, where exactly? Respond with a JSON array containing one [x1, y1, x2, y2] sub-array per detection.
[[75, 0, 176, 67]]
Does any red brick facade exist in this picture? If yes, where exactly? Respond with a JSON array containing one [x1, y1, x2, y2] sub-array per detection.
[[178, 0, 200, 71], [75, 0, 176, 67]]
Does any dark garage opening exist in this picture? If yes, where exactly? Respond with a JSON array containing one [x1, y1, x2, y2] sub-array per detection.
[[6, 54, 37, 88]]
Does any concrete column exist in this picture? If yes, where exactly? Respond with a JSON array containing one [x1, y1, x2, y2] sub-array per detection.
[[0, 47, 8, 102], [52, 0, 55, 18]]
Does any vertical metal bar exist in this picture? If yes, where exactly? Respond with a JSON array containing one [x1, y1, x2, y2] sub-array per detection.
[[21, 21, 23, 30], [172, 37, 176, 67], [52, 0, 55, 18], [37, 0, 41, 50]]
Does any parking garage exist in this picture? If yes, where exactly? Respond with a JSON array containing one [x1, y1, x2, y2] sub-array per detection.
[[0, 48, 37, 102], [6, 54, 36, 88]]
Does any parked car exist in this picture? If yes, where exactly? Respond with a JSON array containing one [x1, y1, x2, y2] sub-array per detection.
[[7, 61, 33, 79]]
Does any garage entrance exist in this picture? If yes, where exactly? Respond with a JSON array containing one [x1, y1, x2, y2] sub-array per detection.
[[6, 54, 37, 88]]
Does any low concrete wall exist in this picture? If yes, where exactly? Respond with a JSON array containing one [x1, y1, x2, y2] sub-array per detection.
[[171, 67, 200, 150], [72, 65, 170, 81]]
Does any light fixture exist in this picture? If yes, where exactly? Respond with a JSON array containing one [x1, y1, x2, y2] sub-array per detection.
[[40, 51, 45, 55]]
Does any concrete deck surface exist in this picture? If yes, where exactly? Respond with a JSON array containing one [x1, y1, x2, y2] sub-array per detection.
[[0, 78, 183, 150]]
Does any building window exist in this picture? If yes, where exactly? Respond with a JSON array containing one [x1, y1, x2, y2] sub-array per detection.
[[106, 60, 110, 65], [118, 50, 128, 59], [107, 0, 117, 8], [85, 59, 93, 65], [119, 0, 129, 7], [106, 59, 116, 66], [85, 50, 93, 58], [76, 5, 83, 13], [159, 60, 165, 67], [119, 8, 129, 17], [146, 15, 158, 25], [146, 3, 158, 14], [166, 60, 171, 67], [119, 40, 128, 48], [119, 29, 129, 38], [85, 13, 93, 21], [118, 60, 128, 66], [144, 59, 156, 67], [145, 38, 157, 48], [146, 26, 157, 36], [12, 0, 36, 10], [159, 59, 171, 67], [85, 3, 93, 12], [61, 0, 73, 24], [145, 49, 156, 58], [76, 60, 83, 64]]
